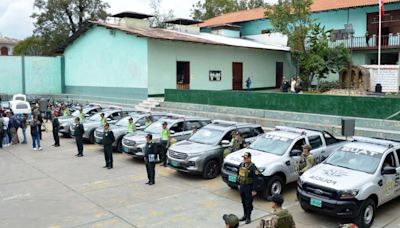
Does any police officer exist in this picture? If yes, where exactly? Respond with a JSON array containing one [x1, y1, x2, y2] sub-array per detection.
[[258, 194, 296, 228], [102, 123, 115, 169], [160, 122, 170, 167], [79, 109, 85, 123], [52, 112, 60, 147], [100, 113, 107, 127], [238, 152, 259, 224], [144, 134, 157, 185], [127, 117, 136, 133], [298, 144, 315, 175], [145, 116, 152, 127], [74, 117, 84, 157]]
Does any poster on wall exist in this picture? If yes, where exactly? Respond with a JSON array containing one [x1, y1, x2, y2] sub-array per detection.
[[209, 70, 222, 81]]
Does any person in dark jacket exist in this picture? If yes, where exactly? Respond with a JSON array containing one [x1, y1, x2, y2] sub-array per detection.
[[238, 152, 260, 224], [102, 123, 115, 169], [52, 112, 60, 147], [21, 114, 27, 144], [144, 134, 157, 185], [0, 116, 4, 149], [9, 112, 19, 145], [37, 112, 44, 140], [30, 116, 42, 151], [74, 117, 84, 157]]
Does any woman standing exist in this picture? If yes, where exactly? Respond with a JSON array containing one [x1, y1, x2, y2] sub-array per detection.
[[30, 116, 42, 151]]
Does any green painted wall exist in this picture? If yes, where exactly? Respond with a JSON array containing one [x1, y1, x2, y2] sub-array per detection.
[[165, 89, 400, 120], [25, 56, 62, 94], [64, 26, 149, 98], [0, 56, 23, 94], [147, 39, 294, 95]]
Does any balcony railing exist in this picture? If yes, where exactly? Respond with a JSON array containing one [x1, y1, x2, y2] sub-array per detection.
[[328, 34, 400, 49]]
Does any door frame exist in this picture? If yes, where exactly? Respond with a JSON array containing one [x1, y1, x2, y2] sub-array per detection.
[[232, 62, 243, 90]]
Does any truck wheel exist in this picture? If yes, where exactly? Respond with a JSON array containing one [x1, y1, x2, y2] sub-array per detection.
[[117, 139, 123, 153], [355, 199, 375, 228], [262, 175, 284, 200], [202, 160, 220, 179], [89, 131, 95, 144]]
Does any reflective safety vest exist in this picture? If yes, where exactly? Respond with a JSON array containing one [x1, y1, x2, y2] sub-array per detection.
[[161, 129, 170, 141], [79, 113, 85, 123], [100, 118, 107, 126], [145, 120, 152, 127], [127, 123, 135, 133], [238, 164, 253, 185], [63, 110, 69, 116]]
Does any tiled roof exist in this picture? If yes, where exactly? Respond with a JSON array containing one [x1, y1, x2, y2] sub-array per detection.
[[200, 0, 400, 27], [0, 36, 19, 45]]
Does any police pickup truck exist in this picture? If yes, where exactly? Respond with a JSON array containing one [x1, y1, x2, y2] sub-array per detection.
[[297, 137, 400, 228], [222, 126, 346, 199]]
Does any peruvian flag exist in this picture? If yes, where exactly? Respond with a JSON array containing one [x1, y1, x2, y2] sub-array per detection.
[[380, 0, 385, 16]]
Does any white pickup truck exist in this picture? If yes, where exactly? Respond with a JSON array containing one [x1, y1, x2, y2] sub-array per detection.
[[222, 126, 347, 199]]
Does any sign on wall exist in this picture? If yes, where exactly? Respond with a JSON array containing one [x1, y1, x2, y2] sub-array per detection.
[[209, 70, 222, 81], [364, 66, 400, 93]]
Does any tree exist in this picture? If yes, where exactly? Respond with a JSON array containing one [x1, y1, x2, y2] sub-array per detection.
[[149, 0, 175, 28], [191, 0, 265, 21], [32, 0, 109, 54], [13, 36, 46, 56]]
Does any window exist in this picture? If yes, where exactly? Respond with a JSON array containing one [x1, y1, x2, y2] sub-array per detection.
[[237, 128, 254, 139], [110, 112, 121, 120], [261, 29, 271, 34], [152, 115, 164, 122], [222, 130, 235, 141], [382, 152, 396, 169], [396, 150, 400, 167], [184, 121, 201, 131], [308, 135, 323, 149], [293, 138, 306, 151], [200, 120, 211, 127], [253, 127, 264, 136], [136, 117, 146, 126], [170, 122, 184, 133], [16, 104, 28, 109]]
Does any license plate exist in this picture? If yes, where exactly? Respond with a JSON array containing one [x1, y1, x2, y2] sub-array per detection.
[[228, 175, 237, 183], [310, 198, 322, 208], [171, 160, 179, 167], [123, 147, 129, 153]]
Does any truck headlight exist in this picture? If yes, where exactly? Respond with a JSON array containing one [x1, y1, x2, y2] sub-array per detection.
[[339, 189, 359, 199], [297, 178, 304, 188]]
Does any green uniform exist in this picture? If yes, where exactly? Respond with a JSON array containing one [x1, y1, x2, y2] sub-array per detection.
[[298, 154, 315, 175], [145, 120, 152, 127], [79, 113, 85, 123], [100, 118, 107, 127], [258, 208, 296, 228], [63, 109, 70, 117], [160, 129, 170, 166], [127, 123, 136, 133]]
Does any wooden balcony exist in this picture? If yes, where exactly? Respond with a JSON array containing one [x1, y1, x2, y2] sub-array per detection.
[[328, 34, 400, 50]]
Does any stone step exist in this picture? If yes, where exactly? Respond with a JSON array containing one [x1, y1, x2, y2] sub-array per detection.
[[153, 106, 400, 141]]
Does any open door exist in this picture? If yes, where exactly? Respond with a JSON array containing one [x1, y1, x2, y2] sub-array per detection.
[[177, 61, 190, 90], [232, 62, 243, 90], [276, 62, 283, 88]]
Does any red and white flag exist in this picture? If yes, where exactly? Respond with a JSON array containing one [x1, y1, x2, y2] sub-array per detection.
[[380, 0, 385, 16]]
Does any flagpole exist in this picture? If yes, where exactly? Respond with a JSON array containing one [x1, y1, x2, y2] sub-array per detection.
[[378, 0, 382, 74]]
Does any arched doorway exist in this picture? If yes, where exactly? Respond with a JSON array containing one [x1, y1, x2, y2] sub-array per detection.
[[0, 47, 9, 55]]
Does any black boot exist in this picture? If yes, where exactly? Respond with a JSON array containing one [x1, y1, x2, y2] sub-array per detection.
[[239, 216, 246, 222], [245, 218, 251, 224]]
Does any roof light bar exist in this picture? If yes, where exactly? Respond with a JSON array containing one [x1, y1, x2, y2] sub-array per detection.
[[212, 120, 237, 125], [275, 126, 306, 135], [353, 136, 394, 148]]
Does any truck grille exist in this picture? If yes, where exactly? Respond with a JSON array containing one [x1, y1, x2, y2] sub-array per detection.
[[303, 183, 339, 199], [95, 130, 103, 138], [169, 150, 188, 160], [123, 139, 136, 146], [223, 163, 239, 174]]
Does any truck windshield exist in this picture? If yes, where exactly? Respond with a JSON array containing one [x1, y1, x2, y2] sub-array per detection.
[[145, 121, 168, 134], [249, 134, 292, 155], [325, 150, 382, 174], [188, 128, 224, 145], [116, 116, 139, 127], [89, 113, 102, 121]]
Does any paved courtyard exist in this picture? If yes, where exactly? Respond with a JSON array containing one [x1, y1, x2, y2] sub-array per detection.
[[1, 125, 400, 228]]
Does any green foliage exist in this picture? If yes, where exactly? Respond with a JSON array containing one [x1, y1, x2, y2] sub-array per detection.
[[32, 0, 109, 54], [191, 0, 265, 21], [13, 36, 46, 56], [149, 0, 175, 28], [318, 81, 341, 93]]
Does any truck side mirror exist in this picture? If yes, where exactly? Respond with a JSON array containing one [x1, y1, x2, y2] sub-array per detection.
[[135, 123, 141, 127], [290, 149, 302, 157], [170, 130, 175, 135], [221, 140, 230, 147], [381, 167, 396, 175]]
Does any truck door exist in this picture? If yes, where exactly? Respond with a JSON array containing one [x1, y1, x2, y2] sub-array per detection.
[[307, 135, 324, 164], [379, 152, 398, 204], [170, 121, 185, 141], [288, 138, 306, 182], [395, 149, 400, 196]]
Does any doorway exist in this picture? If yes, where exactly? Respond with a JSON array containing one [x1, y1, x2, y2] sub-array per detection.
[[177, 61, 190, 90], [232, 62, 243, 90], [276, 62, 284, 88]]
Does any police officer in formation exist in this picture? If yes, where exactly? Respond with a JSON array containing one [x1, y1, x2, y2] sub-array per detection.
[[100, 113, 107, 127], [127, 117, 136, 133], [144, 133, 157, 185], [52, 112, 60, 147], [258, 194, 296, 228], [102, 123, 115, 169], [238, 152, 260, 224], [160, 122, 170, 167], [74, 117, 84, 157], [298, 144, 315, 175]]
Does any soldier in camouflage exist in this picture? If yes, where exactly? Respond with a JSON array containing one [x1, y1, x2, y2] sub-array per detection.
[[258, 194, 296, 228], [298, 144, 315, 176]]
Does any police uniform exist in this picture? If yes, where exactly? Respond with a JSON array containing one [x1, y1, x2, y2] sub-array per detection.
[[79, 112, 85, 123], [103, 129, 115, 169], [74, 123, 84, 156], [259, 194, 296, 228], [238, 152, 260, 224], [144, 140, 157, 185], [52, 116, 60, 146], [127, 122, 136, 133], [160, 128, 170, 166], [100, 118, 107, 127], [145, 119, 152, 127]]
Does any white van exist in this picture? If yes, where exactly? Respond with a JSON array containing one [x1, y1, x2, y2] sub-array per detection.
[[10, 101, 32, 120], [12, 94, 27, 102]]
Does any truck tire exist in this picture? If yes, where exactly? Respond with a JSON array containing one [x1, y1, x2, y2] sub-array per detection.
[[355, 199, 375, 228], [116, 138, 123, 153], [262, 175, 284, 200], [89, 131, 95, 144], [202, 160, 220, 179]]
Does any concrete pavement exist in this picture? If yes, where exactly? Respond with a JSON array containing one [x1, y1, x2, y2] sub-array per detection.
[[0, 127, 399, 227]]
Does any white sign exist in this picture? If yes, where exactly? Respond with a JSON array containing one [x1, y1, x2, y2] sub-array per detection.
[[363, 65, 399, 93]]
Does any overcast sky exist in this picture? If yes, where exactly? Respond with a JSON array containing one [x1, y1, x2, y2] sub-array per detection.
[[0, 0, 274, 40]]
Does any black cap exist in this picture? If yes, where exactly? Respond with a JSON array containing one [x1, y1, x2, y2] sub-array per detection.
[[268, 194, 284, 205], [242, 152, 251, 158]]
